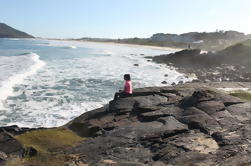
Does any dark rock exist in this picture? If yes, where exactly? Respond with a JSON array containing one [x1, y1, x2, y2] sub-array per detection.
[[150, 42, 251, 82], [220, 153, 251, 166], [214, 93, 244, 107], [178, 80, 184, 84], [168, 151, 209, 166], [192, 90, 215, 102], [133, 95, 167, 110], [227, 103, 251, 122], [139, 106, 182, 121], [161, 81, 167, 84], [0, 132, 24, 156], [211, 110, 240, 129], [196, 100, 225, 115], [180, 111, 221, 134], [134, 64, 139, 66], [66, 127, 153, 165], [24, 146, 37, 157], [64, 84, 251, 165], [0, 125, 32, 135], [67, 106, 111, 137]]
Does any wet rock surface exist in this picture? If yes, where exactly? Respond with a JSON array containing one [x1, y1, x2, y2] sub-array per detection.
[[66, 84, 251, 166]]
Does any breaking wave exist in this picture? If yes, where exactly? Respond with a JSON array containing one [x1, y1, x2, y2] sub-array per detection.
[[0, 53, 45, 109]]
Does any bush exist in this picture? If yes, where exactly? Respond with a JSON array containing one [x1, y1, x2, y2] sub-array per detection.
[[230, 91, 251, 101]]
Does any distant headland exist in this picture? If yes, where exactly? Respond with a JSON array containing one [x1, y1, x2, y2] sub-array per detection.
[[0, 23, 34, 38], [78, 30, 251, 51]]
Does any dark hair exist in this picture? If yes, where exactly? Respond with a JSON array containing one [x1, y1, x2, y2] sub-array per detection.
[[124, 74, 131, 81]]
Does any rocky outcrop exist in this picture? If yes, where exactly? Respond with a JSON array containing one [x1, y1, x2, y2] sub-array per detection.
[[66, 84, 251, 166], [150, 40, 251, 82], [0, 126, 28, 165], [0, 23, 34, 38]]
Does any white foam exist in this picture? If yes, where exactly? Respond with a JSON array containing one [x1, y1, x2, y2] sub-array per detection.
[[217, 88, 250, 92], [8, 38, 21, 41], [1, 39, 195, 128], [0, 53, 46, 110], [69, 46, 77, 49]]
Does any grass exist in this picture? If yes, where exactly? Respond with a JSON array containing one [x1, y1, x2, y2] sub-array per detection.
[[15, 127, 84, 153], [230, 90, 251, 101], [5, 128, 85, 166]]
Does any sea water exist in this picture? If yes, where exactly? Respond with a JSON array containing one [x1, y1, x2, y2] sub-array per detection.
[[0, 38, 192, 128]]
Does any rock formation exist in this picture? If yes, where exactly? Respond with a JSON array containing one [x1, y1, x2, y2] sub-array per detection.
[[65, 83, 251, 166], [150, 40, 251, 82], [1, 83, 251, 165]]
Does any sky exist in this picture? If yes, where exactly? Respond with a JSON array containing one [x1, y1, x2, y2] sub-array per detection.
[[0, 0, 251, 38]]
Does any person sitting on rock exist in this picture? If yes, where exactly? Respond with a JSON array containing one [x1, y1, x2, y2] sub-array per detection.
[[114, 74, 133, 100]]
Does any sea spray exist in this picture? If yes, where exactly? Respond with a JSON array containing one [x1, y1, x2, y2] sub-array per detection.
[[0, 53, 46, 109], [0, 39, 194, 128]]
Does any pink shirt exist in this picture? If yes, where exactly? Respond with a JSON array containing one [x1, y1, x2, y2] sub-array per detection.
[[124, 80, 132, 94]]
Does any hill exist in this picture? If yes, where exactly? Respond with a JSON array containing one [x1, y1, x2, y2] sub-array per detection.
[[79, 31, 251, 51], [0, 23, 34, 38]]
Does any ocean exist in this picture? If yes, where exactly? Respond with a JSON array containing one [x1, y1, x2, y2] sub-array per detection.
[[0, 38, 192, 128]]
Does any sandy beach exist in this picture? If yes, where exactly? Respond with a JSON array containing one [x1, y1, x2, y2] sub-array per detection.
[[48, 38, 183, 52]]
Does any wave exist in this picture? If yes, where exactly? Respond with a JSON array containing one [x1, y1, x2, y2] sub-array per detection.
[[0, 53, 46, 110], [62, 46, 77, 49], [69, 46, 77, 49], [8, 38, 21, 41]]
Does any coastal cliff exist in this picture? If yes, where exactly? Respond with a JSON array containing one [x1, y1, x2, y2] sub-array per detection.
[[0, 23, 34, 38], [1, 82, 251, 166]]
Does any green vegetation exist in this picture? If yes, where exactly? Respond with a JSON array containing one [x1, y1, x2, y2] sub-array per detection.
[[15, 128, 84, 153], [242, 39, 251, 46], [5, 128, 85, 166], [218, 41, 251, 57], [230, 91, 251, 101]]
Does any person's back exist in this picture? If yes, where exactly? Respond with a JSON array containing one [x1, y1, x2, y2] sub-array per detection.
[[114, 74, 133, 100], [124, 80, 132, 94]]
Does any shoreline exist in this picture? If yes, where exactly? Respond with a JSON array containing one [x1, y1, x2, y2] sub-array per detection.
[[42, 38, 183, 52], [82, 41, 183, 52]]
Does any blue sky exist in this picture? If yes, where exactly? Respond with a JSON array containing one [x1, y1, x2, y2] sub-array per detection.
[[0, 0, 250, 38]]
